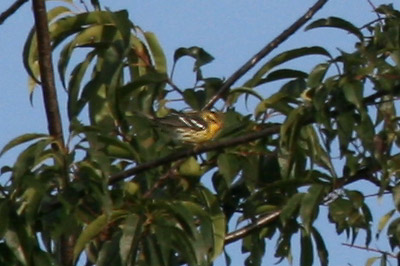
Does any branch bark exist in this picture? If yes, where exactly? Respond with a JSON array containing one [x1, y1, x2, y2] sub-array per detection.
[[203, 0, 329, 110], [224, 211, 281, 244], [0, 0, 28, 25], [32, 0, 64, 148], [108, 125, 281, 184], [223, 161, 385, 245], [31, 0, 70, 265]]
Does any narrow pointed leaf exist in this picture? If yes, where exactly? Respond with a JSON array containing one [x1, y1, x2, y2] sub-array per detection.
[[0, 134, 49, 157], [305, 17, 363, 41], [245, 46, 331, 87]]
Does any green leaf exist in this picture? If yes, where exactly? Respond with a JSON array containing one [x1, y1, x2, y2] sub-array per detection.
[[307, 63, 330, 88], [161, 202, 198, 239], [377, 209, 395, 238], [179, 157, 203, 177], [217, 153, 242, 184], [311, 227, 328, 266], [32, 249, 53, 266], [365, 257, 380, 266], [254, 91, 292, 119], [97, 134, 139, 160], [143, 31, 167, 73], [245, 46, 331, 87], [380, 254, 387, 266], [345, 190, 364, 209], [22, 6, 73, 84], [195, 188, 226, 260], [300, 185, 324, 232], [302, 125, 335, 176], [96, 233, 122, 266], [119, 214, 141, 265], [0, 201, 9, 239], [257, 69, 308, 85], [67, 51, 97, 119], [58, 24, 119, 87], [173, 46, 214, 72], [228, 87, 264, 108], [340, 78, 363, 110], [280, 193, 304, 226], [183, 89, 206, 110], [12, 139, 54, 185], [300, 229, 313, 266], [305, 17, 364, 41], [4, 229, 29, 266], [73, 210, 128, 262], [0, 133, 49, 157]]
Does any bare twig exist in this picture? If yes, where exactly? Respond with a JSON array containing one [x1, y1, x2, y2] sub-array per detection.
[[342, 243, 397, 258], [0, 0, 28, 25], [225, 211, 281, 244], [142, 160, 183, 198], [202, 0, 329, 110], [108, 125, 281, 184]]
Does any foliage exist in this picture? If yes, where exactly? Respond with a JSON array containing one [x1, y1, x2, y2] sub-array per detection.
[[2, 1, 400, 266]]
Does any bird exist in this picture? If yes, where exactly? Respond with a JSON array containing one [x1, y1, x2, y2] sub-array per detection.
[[155, 110, 223, 144]]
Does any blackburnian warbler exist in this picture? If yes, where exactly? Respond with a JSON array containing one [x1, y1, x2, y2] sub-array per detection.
[[156, 111, 223, 143]]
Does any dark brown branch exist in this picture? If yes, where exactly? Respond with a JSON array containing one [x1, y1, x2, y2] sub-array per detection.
[[108, 125, 281, 184], [32, 0, 68, 265], [202, 0, 329, 110], [223, 163, 386, 245], [32, 0, 64, 147], [0, 0, 28, 25], [224, 211, 281, 244]]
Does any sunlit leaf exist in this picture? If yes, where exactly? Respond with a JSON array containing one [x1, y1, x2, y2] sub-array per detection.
[[305, 17, 363, 41], [307, 63, 330, 88], [179, 156, 203, 177], [0, 133, 49, 157], [377, 209, 395, 239], [143, 32, 167, 73], [365, 257, 380, 266], [245, 46, 331, 87]]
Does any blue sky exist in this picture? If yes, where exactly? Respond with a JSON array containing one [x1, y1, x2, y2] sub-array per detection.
[[1, 0, 400, 265]]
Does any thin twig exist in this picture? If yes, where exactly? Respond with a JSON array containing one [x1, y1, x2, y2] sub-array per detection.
[[225, 211, 281, 244], [342, 243, 397, 258], [142, 160, 183, 198], [108, 125, 281, 184], [167, 78, 184, 96], [202, 0, 329, 110], [0, 0, 28, 25]]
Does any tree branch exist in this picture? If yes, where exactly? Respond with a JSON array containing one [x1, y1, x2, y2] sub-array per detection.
[[342, 243, 397, 258], [224, 211, 281, 244], [108, 125, 281, 184], [223, 163, 386, 245], [202, 0, 329, 110], [31, 0, 69, 265], [32, 0, 64, 148], [0, 0, 28, 25]]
